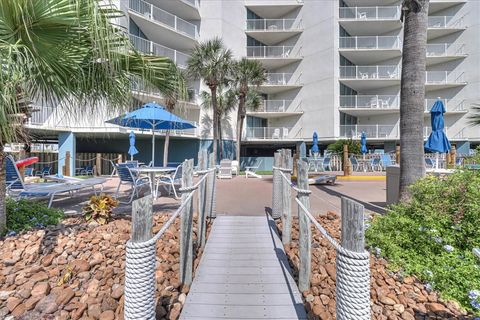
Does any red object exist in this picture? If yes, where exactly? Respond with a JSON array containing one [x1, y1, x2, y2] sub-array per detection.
[[15, 157, 39, 168]]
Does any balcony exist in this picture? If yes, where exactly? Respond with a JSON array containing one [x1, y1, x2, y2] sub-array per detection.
[[339, 36, 402, 64], [339, 6, 402, 35], [339, 95, 399, 116], [426, 43, 467, 65], [340, 124, 398, 139], [246, 19, 303, 45], [430, 0, 467, 14], [425, 71, 466, 91], [247, 100, 303, 118], [130, 35, 190, 68], [246, 46, 302, 68], [339, 65, 400, 90], [153, 0, 200, 20], [245, 127, 293, 140], [257, 73, 302, 94], [244, 2, 304, 19], [128, 0, 198, 50], [425, 99, 467, 114], [428, 16, 466, 40]]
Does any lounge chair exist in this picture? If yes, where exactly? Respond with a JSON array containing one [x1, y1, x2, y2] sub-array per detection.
[[76, 165, 94, 176], [35, 166, 52, 177], [24, 167, 34, 177], [44, 174, 105, 193], [380, 154, 393, 170], [245, 159, 263, 179], [370, 158, 382, 171], [218, 159, 233, 179], [115, 164, 150, 204], [156, 165, 183, 199]]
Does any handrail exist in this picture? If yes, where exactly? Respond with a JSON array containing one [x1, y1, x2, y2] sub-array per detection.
[[246, 18, 302, 31]]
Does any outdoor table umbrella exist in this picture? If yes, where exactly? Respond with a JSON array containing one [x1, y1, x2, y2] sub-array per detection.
[[425, 99, 451, 169], [128, 131, 139, 161], [311, 132, 319, 156], [361, 131, 367, 160], [107, 102, 196, 165]]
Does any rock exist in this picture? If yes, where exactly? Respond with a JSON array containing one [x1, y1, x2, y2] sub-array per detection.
[[30, 271, 48, 283], [101, 297, 118, 311], [41, 253, 56, 267], [393, 304, 405, 314], [111, 285, 123, 299], [56, 287, 75, 305], [31, 282, 50, 297], [18, 288, 31, 299], [100, 310, 115, 320], [88, 303, 102, 319], [178, 293, 186, 304], [320, 294, 330, 305], [0, 290, 13, 301], [86, 279, 100, 295], [6, 296, 22, 312], [72, 303, 87, 320], [379, 296, 396, 306], [401, 311, 415, 320], [71, 259, 90, 272], [34, 294, 58, 314], [24, 295, 42, 310], [11, 303, 26, 317], [426, 302, 448, 314], [305, 294, 314, 302]]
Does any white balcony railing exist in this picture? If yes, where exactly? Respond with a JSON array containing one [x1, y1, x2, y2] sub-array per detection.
[[28, 105, 56, 126], [257, 100, 294, 112], [428, 16, 465, 29], [264, 73, 297, 85], [247, 46, 296, 58], [340, 95, 400, 109], [182, 0, 198, 8], [339, 6, 401, 20], [340, 125, 456, 139], [425, 99, 466, 112], [339, 36, 401, 50], [425, 71, 466, 84], [129, 0, 198, 39], [246, 19, 302, 31], [245, 127, 292, 140], [340, 65, 400, 80], [426, 43, 466, 57], [130, 35, 190, 68]]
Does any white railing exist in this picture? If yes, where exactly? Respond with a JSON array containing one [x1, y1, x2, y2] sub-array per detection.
[[425, 99, 466, 112], [426, 71, 466, 84], [246, 19, 302, 31], [340, 65, 400, 80], [428, 16, 465, 29], [258, 100, 294, 112], [340, 125, 456, 139], [264, 73, 296, 85], [247, 46, 296, 58], [129, 35, 190, 68], [28, 105, 56, 126], [5, 143, 59, 153], [245, 127, 292, 140], [129, 0, 198, 39], [182, 0, 198, 8], [339, 6, 401, 20], [339, 36, 401, 50], [340, 95, 399, 109], [426, 43, 466, 57]]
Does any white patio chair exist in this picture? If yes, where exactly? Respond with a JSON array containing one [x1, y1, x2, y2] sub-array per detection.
[[231, 160, 239, 176], [272, 129, 281, 139], [358, 12, 367, 19], [245, 159, 263, 179], [109, 160, 117, 177], [156, 165, 183, 199], [218, 159, 233, 179]]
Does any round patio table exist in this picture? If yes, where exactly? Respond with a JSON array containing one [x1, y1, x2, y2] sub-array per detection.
[[356, 159, 371, 172], [129, 167, 176, 199]]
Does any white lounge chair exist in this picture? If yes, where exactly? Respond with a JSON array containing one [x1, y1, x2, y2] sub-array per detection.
[[231, 160, 239, 176], [218, 159, 233, 179], [245, 159, 263, 179]]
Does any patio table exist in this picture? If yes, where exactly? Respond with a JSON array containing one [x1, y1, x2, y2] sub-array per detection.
[[307, 157, 324, 172], [129, 167, 176, 199], [356, 159, 371, 172]]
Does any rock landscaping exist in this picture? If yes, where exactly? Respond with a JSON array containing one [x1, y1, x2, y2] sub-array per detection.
[[276, 212, 474, 320], [0, 214, 209, 320]]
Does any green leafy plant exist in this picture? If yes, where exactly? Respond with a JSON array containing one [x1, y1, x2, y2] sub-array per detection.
[[366, 170, 480, 314], [82, 194, 118, 225], [5, 198, 64, 235], [326, 139, 361, 154]]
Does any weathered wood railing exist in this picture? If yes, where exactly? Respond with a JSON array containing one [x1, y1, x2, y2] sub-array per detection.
[[272, 149, 371, 319], [124, 151, 216, 319]]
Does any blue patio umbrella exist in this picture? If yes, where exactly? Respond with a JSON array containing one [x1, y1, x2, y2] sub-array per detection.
[[425, 99, 451, 169], [107, 102, 196, 165], [361, 131, 368, 157], [311, 132, 319, 156], [128, 131, 139, 161]]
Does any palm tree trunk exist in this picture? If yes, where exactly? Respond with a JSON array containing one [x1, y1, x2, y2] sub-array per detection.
[[218, 113, 223, 159], [399, 0, 429, 200], [210, 86, 218, 164], [163, 129, 171, 167], [0, 145, 6, 235], [236, 95, 246, 161]]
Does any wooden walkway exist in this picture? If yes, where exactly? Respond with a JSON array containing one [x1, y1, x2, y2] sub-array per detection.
[[180, 215, 307, 320]]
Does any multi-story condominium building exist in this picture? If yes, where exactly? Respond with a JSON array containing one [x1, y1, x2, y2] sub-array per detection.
[[23, 0, 480, 169]]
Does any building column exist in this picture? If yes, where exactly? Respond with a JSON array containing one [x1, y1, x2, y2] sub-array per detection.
[[58, 132, 76, 175]]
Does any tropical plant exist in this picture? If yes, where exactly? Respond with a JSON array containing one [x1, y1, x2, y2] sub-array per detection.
[[82, 194, 118, 225], [399, 0, 430, 200], [231, 58, 266, 160], [0, 0, 177, 234], [327, 139, 361, 154], [187, 38, 233, 163]]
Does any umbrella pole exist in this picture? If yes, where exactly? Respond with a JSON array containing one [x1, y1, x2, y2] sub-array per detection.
[[436, 152, 439, 170], [152, 129, 155, 166]]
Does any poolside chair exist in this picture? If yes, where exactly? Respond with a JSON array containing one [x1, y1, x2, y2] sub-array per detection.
[[370, 158, 382, 172], [24, 167, 34, 177], [35, 166, 52, 177], [115, 163, 150, 204], [125, 160, 139, 168], [322, 157, 332, 171], [349, 156, 359, 171], [231, 160, 239, 176], [425, 158, 435, 169], [109, 160, 118, 177], [156, 165, 183, 199], [218, 159, 233, 179], [380, 154, 393, 170], [455, 157, 463, 167], [245, 159, 263, 179]]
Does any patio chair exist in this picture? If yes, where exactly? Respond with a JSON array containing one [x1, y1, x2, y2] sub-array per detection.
[[115, 164, 150, 204], [109, 160, 117, 177], [125, 160, 139, 168], [218, 159, 233, 179], [231, 160, 239, 176], [156, 165, 183, 199], [35, 166, 52, 177], [380, 154, 393, 170], [370, 157, 382, 171], [455, 157, 463, 166], [272, 129, 281, 139], [245, 159, 263, 179], [349, 156, 359, 171], [24, 167, 34, 177], [425, 158, 435, 169], [322, 157, 332, 171]]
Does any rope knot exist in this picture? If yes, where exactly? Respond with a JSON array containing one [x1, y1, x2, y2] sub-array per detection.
[[179, 185, 199, 193]]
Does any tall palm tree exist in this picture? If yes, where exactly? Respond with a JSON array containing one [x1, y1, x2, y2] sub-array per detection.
[[399, 0, 430, 200], [0, 0, 176, 234], [187, 38, 233, 163], [231, 58, 266, 160]]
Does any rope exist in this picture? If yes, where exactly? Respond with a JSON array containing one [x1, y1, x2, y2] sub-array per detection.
[[101, 156, 122, 161], [36, 157, 65, 165], [75, 157, 97, 162]]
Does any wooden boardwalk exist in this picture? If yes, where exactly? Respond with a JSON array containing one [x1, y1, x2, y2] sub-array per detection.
[[180, 215, 307, 320]]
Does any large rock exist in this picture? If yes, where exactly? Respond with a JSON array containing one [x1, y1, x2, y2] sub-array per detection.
[[31, 282, 50, 297], [34, 294, 58, 314]]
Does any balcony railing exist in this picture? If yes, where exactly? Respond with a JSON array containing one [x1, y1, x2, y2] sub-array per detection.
[[263, 73, 300, 86], [247, 46, 296, 58], [246, 19, 302, 31], [425, 99, 466, 112], [340, 95, 399, 109], [129, 0, 198, 39], [426, 43, 466, 57], [340, 125, 456, 139], [257, 100, 295, 112], [426, 71, 466, 84], [28, 106, 57, 126], [428, 16, 465, 29], [130, 35, 190, 68], [245, 127, 292, 140], [340, 65, 400, 80], [182, 0, 198, 8], [339, 6, 401, 20], [339, 36, 401, 50]]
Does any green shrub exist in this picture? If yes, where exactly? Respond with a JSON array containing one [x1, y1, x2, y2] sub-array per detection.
[[366, 170, 480, 314], [82, 194, 118, 225], [5, 198, 64, 235], [326, 139, 361, 154]]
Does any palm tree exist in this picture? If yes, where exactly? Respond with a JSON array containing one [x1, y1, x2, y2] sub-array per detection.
[[231, 58, 266, 160], [187, 38, 233, 163], [399, 0, 430, 200], [0, 0, 177, 234]]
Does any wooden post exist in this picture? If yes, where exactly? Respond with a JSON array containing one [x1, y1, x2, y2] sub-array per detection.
[[341, 197, 365, 252], [131, 195, 153, 242], [343, 144, 352, 176], [118, 153, 123, 164], [95, 153, 102, 176], [197, 150, 208, 248], [180, 159, 194, 286], [272, 151, 283, 219], [450, 145, 457, 167], [395, 145, 400, 164], [297, 159, 311, 292], [65, 151, 71, 176], [282, 150, 292, 245]]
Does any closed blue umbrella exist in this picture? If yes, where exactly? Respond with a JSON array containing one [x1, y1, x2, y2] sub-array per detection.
[[128, 131, 139, 161], [107, 102, 196, 165], [361, 131, 368, 157], [425, 99, 451, 169], [311, 132, 319, 156]]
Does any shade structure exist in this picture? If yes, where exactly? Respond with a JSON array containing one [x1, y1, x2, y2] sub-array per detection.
[[311, 132, 319, 155], [360, 131, 368, 155], [107, 102, 196, 165], [425, 100, 451, 169], [128, 131, 139, 161]]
